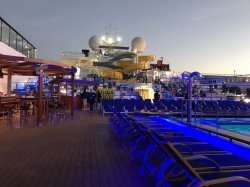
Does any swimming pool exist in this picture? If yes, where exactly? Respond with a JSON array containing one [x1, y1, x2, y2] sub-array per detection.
[[220, 124, 250, 136], [137, 113, 250, 136], [197, 117, 250, 136]]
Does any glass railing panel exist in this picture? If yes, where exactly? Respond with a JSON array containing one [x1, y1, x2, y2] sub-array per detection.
[[23, 50, 28, 57], [30, 49, 36, 58], [2, 22, 10, 45], [22, 40, 28, 52], [16, 34, 23, 52], [10, 28, 17, 49], [27, 43, 34, 58], [0, 17, 36, 56]]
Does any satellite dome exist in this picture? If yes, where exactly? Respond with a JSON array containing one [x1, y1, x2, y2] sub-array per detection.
[[131, 37, 146, 53], [89, 36, 102, 51]]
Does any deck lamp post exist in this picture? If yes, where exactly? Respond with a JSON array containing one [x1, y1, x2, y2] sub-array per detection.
[[71, 66, 77, 116], [37, 66, 45, 126], [182, 71, 202, 123], [7, 69, 12, 95]]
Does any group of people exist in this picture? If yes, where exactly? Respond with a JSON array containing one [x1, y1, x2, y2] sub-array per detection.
[[79, 88, 162, 112], [80, 89, 100, 112]]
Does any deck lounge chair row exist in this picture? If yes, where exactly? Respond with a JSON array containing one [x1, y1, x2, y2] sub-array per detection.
[[102, 99, 154, 115], [108, 112, 250, 187], [102, 99, 250, 116]]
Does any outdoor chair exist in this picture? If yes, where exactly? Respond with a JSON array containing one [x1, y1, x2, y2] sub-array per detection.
[[144, 99, 155, 110], [113, 99, 125, 113], [153, 99, 166, 110], [57, 102, 67, 120], [20, 104, 31, 126], [122, 99, 135, 113], [48, 103, 57, 122], [109, 112, 250, 187], [156, 142, 250, 187], [161, 99, 178, 112], [134, 99, 145, 111], [102, 99, 114, 116], [3, 104, 15, 128], [0, 106, 8, 120]]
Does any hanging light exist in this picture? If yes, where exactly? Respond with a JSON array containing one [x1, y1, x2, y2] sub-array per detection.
[[116, 37, 122, 42], [107, 37, 114, 44], [101, 36, 106, 41]]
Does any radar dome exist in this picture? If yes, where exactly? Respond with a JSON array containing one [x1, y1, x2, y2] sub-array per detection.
[[89, 36, 102, 51], [131, 37, 146, 53]]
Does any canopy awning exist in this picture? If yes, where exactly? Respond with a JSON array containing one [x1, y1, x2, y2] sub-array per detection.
[[0, 54, 72, 76]]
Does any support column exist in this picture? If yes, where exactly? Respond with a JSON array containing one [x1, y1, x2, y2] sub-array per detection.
[[7, 70, 12, 95], [37, 71, 43, 126], [57, 82, 61, 103], [51, 82, 54, 104], [187, 78, 192, 123], [66, 82, 68, 109], [186, 71, 202, 123], [51, 82, 54, 95], [71, 72, 75, 116]]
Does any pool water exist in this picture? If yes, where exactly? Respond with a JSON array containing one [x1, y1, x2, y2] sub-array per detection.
[[198, 118, 250, 136], [220, 125, 250, 136]]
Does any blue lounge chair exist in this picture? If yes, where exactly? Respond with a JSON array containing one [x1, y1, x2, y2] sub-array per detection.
[[144, 99, 156, 110], [102, 99, 114, 116], [110, 113, 250, 187], [156, 142, 250, 187], [134, 99, 145, 111], [113, 99, 125, 113], [153, 99, 166, 110], [161, 99, 178, 111], [122, 99, 135, 113]]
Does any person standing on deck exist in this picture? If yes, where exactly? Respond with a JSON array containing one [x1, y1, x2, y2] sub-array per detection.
[[87, 89, 96, 112], [80, 89, 88, 110], [154, 91, 160, 100], [96, 89, 101, 109]]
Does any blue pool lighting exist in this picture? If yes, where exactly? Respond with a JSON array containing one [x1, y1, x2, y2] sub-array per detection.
[[149, 117, 250, 162]]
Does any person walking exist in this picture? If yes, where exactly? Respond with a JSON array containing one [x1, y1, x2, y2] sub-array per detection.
[[87, 89, 96, 112], [96, 89, 101, 109], [80, 89, 88, 110]]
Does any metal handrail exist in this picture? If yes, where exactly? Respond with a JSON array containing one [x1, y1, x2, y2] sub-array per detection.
[[185, 121, 250, 146]]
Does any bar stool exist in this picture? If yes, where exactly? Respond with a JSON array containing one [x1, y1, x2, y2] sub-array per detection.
[[4, 104, 15, 129], [48, 104, 57, 123], [0, 106, 8, 120], [57, 103, 66, 120], [20, 104, 31, 126], [31, 101, 37, 115]]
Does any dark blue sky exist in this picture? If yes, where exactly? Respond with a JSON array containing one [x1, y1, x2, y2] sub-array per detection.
[[1, 0, 250, 74]]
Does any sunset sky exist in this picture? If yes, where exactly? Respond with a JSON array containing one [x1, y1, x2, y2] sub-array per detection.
[[1, 0, 250, 75]]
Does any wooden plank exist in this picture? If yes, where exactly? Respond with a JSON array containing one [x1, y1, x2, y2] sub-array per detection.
[[0, 111, 153, 187]]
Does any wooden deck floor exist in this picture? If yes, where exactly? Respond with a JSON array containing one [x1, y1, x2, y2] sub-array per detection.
[[0, 110, 153, 187]]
